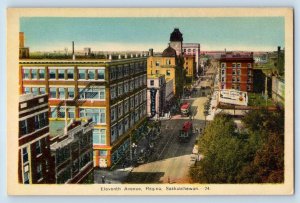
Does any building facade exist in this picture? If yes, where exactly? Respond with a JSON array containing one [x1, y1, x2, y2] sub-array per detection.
[[219, 53, 254, 92], [18, 93, 54, 184], [147, 46, 184, 97], [147, 74, 166, 118], [169, 28, 183, 56], [49, 119, 94, 183], [19, 56, 148, 168], [183, 43, 200, 75], [183, 55, 196, 84]]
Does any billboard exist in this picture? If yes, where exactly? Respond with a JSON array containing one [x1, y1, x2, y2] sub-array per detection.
[[219, 89, 248, 106]]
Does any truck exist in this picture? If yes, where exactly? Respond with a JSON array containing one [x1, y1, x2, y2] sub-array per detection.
[[180, 102, 191, 117]]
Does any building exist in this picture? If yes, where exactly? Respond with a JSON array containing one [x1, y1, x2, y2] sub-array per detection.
[[272, 76, 285, 106], [147, 46, 184, 97], [49, 119, 94, 183], [18, 93, 54, 184], [19, 32, 30, 59], [169, 28, 183, 56], [219, 52, 254, 92], [19, 55, 148, 168], [183, 43, 200, 75], [147, 74, 166, 118], [183, 55, 196, 84]]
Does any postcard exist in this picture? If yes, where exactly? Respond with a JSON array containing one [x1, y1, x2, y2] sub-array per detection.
[[7, 8, 293, 195]]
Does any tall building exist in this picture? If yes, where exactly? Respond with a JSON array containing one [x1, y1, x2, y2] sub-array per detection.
[[50, 119, 94, 183], [19, 55, 148, 168], [219, 52, 254, 92], [18, 93, 54, 184], [183, 43, 200, 75], [147, 46, 184, 97], [147, 74, 166, 118], [169, 28, 183, 56], [183, 55, 196, 84]]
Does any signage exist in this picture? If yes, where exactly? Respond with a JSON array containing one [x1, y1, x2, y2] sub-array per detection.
[[219, 89, 248, 106], [150, 88, 157, 117]]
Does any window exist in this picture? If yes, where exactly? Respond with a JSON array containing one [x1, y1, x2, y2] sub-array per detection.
[[49, 87, 56, 98], [232, 76, 236, 82], [155, 70, 159, 74], [247, 85, 251, 91], [99, 150, 107, 156], [36, 163, 42, 180], [118, 103, 123, 118], [124, 82, 129, 93], [58, 107, 66, 118], [232, 63, 236, 68], [111, 107, 116, 122], [124, 117, 129, 132], [58, 70, 65, 79], [40, 87, 46, 95], [34, 112, 47, 129], [39, 69, 45, 79], [237, 63, 241, 68], [58, 88, 65, 99], [49, 69, 56, 79], [110, 86, 116, 99], [23, 168, 30, 184], [79, 108, 106, 124], [68, 107, 75, 118], [166, 70, 171, 76], [93, 129, 106, 145], [232, 69, 236, 75], [67, 88, 74, 99], [221, 69, 225, 75], [118, 122, 123, 136], [36, 140, 42, 155], [130, 97, 135, 109], [32, 87, 39, 96], [124, 100, 129, 114], [155, 61, 160, 66], [67, 69, 74, 79], [221, 63, 226, 68], [31, 69, 38, 79], [97, 69, 105, 80], [118, 84, 123, 96], [247, 63, 252, 68], [22, 147, 29, 163], [88, 69, 95, 80], [79, 87, 105, 100], [237, 69, 241, 75], [24, 87, 30, 94], [111, 125, 118, 143], [20, 120, 28, 136], [51, 107, 57, 118], [150, 80, 154, 86], [166, 59, 171, 65], [237, 77, 240, 82], [23, 69, 30, 79], [248, 70, 252, 76], [78, 69, 86, 80]]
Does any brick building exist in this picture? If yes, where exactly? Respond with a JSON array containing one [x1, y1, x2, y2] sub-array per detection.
[[19, 55, 147, 168], [219, 53, 254, 92], [18, 93, 54, 184]]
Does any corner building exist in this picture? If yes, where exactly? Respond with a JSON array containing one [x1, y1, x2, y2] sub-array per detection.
[[19, 56, 147, 168]]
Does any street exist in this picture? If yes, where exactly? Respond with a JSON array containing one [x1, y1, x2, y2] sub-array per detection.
[[125, 96, 207, 183]]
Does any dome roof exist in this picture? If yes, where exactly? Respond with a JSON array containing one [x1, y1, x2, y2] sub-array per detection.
[[170, 28, 183, 42], [162, 45, 176, 57]]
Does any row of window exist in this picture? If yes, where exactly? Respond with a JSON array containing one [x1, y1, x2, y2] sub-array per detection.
[[22, 68, 105, 81], [221, 69, 253, 76], [109, 62, 146, 81], [111, 90, 147, 123], [19, 112, 48, 136], [111, 104, 147, 144], [50, 107, 106, 124], [110, 75, 146, 100], [221, 77, 253, 83], [150, 69, 171, 76], [221, 63, 252, 69]]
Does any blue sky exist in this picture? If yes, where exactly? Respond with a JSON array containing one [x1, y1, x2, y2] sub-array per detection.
[[20, 17, 284, 52]]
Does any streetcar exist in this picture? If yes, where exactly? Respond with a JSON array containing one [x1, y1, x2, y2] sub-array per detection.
[[179, 121, 193, 142], [180, 102, 191, 117]]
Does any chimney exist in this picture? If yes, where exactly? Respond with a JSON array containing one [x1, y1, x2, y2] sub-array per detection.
[[72, 41, 75, 60], [149, 48, 154, 56]]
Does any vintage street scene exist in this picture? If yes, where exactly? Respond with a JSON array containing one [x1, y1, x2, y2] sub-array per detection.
[[17, 16, 285, 185]]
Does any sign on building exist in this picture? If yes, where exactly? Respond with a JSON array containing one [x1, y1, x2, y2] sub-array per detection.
[[219, 89, 248, 106]]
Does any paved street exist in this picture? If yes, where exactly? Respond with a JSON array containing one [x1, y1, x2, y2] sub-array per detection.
[[125, 95, 207, 184]]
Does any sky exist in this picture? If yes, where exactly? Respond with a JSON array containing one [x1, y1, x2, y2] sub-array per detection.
[[20, 17, 285, 52]]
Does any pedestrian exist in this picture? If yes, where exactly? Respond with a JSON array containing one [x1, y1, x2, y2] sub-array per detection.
[[101, 175, 105, 184]]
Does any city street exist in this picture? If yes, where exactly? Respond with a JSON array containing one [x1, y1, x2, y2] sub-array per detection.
[[125, 95, 207, 183]]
